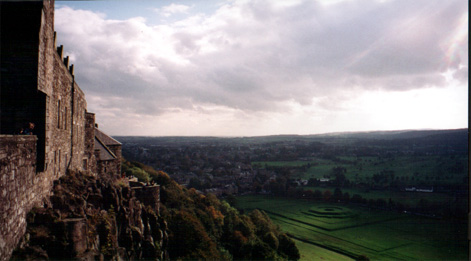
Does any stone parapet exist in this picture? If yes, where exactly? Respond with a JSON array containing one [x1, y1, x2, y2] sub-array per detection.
[[131, 185, 160, 214]]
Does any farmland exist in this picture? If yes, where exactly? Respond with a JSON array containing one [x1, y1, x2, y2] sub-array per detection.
[[252, 153, 467, 211], [120, 128, 468, 260], [254, 154, 468, 187], [236, 195, 468, 260]]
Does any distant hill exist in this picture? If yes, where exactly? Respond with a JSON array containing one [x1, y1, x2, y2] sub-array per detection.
[[115, 128, 468, 145], [314, 128, 468, 140]]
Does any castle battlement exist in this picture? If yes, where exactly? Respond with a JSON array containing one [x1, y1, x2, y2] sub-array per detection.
[[0, 1, 122, 259]]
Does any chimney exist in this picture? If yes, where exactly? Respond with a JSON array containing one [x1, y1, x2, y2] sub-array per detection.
[[69, 64, 74, 75]]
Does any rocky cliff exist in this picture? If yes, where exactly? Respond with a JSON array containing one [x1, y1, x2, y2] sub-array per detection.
[[12, 170, 167, 260], [12, 160, 300, 260]]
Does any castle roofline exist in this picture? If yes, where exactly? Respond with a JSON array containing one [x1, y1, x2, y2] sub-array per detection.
[[94, 136, 117, 161], [95, 127, 121, 146]]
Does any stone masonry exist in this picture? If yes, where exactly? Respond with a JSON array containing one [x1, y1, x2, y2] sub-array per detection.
[[0, 1, 124, 259], [0, 136, 37, 259]]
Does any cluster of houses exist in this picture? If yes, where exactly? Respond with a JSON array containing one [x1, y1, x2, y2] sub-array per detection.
[[405, 187, 434, 193], [121, 138, 441, 197]]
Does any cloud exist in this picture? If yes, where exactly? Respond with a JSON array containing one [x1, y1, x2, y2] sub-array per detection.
[[54, 0, 468, 135], [154, 3, 191, 17]]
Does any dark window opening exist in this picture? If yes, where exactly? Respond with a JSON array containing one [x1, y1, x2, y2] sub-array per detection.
[[58, 150, 61, 172], [83, 158, 88, 170], [57, 100, 61, 129]]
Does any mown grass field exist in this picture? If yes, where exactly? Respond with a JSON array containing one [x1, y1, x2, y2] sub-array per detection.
[[294, 239, 354, 261], [236, 195, 468, 260]]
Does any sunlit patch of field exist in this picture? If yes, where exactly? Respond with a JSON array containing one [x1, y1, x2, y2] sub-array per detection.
[[294, 238, 354, 261]]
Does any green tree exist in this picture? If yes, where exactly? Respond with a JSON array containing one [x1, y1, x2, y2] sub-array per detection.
[[343, 192, 351, 202], [125, 166, 150, 183], [323, 190, 332, 201], [264, 232, 279, 250], [333, 188, 343, 202], [167, 210, 220, 260], [251, 240, 277, 260], [188, 177, 204, 190], [313, 189, 323, 200], [278, 234, 300, 260], [225, 194, 238, 208], [249, 209, 276, 237], [332, 167, 347, 187], [351, 194, 363, 204]]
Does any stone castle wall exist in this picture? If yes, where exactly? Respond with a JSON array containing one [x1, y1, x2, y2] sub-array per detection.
[[0, 136, 38, 260], [0, 0, 161, 256], [46, 42, 87, 178], [0, 0, 88, 175], [85, 113, 98, 173], [132, 185, 161, 215], [0, 1, 120, 259]]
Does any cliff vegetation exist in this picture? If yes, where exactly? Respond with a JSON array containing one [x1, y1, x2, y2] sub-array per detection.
[[123, 160, 300, 260], [12, 160, 299, 260]]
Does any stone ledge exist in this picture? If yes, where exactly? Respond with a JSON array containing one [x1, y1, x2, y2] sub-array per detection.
[[0, 135, 38, 142]]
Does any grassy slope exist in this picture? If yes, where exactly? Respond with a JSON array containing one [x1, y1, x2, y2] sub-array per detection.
[[294, 239, 354, 261], [237, 195, 468, 260]]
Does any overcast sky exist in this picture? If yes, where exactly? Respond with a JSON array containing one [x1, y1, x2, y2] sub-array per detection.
[[55, 0, 468, 136]]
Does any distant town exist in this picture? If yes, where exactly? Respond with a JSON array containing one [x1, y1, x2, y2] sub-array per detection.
[[118, 129, 468, 207]]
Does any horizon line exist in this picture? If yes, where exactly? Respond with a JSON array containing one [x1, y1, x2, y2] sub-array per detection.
[[110, 127, 468, 138]]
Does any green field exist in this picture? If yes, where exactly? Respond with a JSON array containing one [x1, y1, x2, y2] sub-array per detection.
[[237, 195, 468, 260], [253, 154, 468, 186], [302, 186, 456, 207], [294, 239, 354, 261]]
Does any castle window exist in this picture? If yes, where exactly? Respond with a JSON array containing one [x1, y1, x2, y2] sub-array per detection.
[[54, 151, 57, 174], [57, 100, 61, 129], [83, 158, 88, 170], [65, 107, 68, 130], [58, 150, 61, 172]]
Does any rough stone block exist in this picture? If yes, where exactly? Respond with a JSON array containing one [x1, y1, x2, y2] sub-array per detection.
[[62, 218, 88, 256]]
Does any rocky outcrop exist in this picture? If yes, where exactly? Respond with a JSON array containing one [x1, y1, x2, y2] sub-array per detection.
[[12, 170, 168, 260]]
